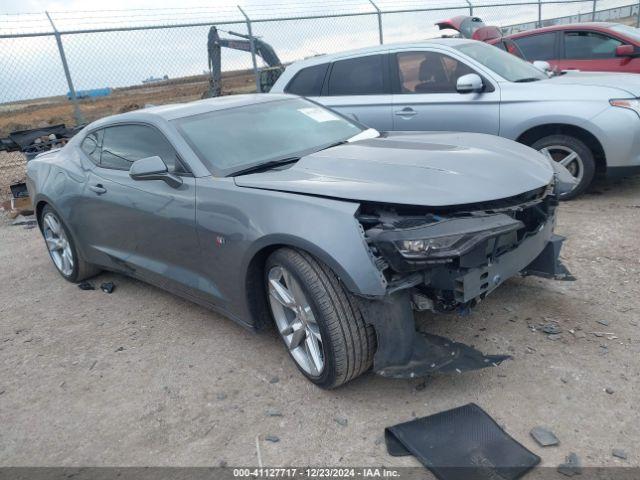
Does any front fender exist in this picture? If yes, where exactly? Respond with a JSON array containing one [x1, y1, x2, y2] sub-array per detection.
[[242, 231, 387, 298]]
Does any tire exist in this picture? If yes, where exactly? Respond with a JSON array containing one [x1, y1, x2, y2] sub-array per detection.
[[530, 134, 595, 200], [40, 205, 101, 283], [265, 248, 376, 389]]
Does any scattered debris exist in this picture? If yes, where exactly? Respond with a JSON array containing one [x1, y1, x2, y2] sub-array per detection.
[[547, 333, 562, 341], [530, 426, 560, 447], [100, 282, 115, 294], [78, 282, 95, 291], [115, 346, 125, 352], [89, 360, 97, 371], [264, 435, 280, 443], [269, 376, 279, 384], [218, 460, 228, 467], [0, 389, 5, 395], [542, 323, 562, 334], [216, 393, 227, 401], [612, 449, 628, 460], [605, 387, 614, 395], [560, 378, 568, 384], [413, 379, 428, 392], [11, 215, 36, 227], [596, 319, 610, 327], [335, 417, 348, 427], [386, 404, 540, 480], [557, 452, 582, 477], [265, 409, 283, 417]]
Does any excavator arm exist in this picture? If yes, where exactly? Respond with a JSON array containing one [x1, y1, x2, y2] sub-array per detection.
[[205, 26, 284, 97]]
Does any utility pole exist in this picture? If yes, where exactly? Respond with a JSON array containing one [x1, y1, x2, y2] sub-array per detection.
[[46, 11, 83, 125]]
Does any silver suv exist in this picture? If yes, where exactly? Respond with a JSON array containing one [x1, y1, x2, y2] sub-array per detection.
[[272, 38, 640, 199]]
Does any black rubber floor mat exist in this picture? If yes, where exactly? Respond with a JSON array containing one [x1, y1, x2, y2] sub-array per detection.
[[385, 403, 540, 480]]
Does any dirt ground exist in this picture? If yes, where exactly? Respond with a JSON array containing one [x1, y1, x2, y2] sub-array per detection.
[[0, 175, 638, 472]]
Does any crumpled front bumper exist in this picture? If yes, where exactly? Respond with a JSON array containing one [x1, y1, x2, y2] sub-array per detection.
[[361, 217, 572, 379]]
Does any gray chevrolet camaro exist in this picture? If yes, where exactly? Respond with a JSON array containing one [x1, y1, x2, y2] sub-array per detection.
[[27, 94, 574, 388]]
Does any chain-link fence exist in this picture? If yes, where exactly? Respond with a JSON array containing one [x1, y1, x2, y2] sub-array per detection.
[[0, 0, 638, 199]]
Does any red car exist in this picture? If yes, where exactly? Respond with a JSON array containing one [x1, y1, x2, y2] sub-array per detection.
[[492, 23, 640, 73], [436, 17, 640, 73]]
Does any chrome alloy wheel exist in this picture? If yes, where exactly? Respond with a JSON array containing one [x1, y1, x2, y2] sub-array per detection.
[[267, 265, 325, 376], [539, 145, 584, 188], [43, 212, 74, 277]]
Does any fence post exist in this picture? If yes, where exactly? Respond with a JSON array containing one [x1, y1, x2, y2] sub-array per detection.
[[637, 0, 640, 28], [237, 6, 261, 93], [368, 0, 383, 45], [45, 11, 83, 125], [466, 0, 474, 16], [592, 0, 597, 21], [537, 0, 542, 28]]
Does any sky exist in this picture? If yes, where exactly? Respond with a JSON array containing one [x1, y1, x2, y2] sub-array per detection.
[[0, 0, 636, 102]]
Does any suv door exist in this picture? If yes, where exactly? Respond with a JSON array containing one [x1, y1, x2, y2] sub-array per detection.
[[558, 30, 635, 73], [77, 123, 201, 292], [391, 49, 500, 134], [314, 54, 393, 130]]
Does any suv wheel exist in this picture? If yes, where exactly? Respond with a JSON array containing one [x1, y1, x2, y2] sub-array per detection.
[[265, 248, 375, 389], [40, 205, 100, 282], [531, 134, 595, 200]]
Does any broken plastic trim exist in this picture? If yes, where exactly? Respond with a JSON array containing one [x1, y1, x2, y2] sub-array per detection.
[[358, 291, 510, 379], [522, 234, 575, 281]]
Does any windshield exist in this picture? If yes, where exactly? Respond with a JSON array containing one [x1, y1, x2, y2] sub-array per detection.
[[454, 41, 548, 82], [610, 24, 640, 43], [173, 98, 363, 176]]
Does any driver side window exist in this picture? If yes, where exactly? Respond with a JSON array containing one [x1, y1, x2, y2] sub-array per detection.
[[99, 124, 186, 173], [395, 51, 476, 94]]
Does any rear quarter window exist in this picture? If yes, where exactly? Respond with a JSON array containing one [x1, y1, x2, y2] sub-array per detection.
[[285, 63, 329, 96]]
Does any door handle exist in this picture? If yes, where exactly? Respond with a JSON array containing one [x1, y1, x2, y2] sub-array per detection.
[[395, 107, 417, 118], [89, 184, 107, 195]]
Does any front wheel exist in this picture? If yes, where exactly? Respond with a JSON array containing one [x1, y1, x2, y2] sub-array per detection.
[[530, 134, 595, 200], [265, 248, 375, 389]]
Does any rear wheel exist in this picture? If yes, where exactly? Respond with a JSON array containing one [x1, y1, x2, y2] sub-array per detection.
[[40, 205, 100, 282], [530, 134, 595, 200], [265, 248, 375, 389]]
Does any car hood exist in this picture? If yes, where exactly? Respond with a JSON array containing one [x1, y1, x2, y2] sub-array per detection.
[[548, 71, 640, 96], [233, 132, 553, 207]]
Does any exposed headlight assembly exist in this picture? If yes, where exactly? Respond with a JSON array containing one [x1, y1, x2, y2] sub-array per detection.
[[610, 98, 640, 118], [373, 214, 524, 272]]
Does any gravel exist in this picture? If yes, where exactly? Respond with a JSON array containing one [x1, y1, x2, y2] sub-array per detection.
[[0, 175, 638, 466]]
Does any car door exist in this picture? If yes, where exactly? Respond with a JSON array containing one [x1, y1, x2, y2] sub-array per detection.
[[558, 30, 635, 73], [390, 49, 500, 134], [76, 123, 201, 293], [309, 54, 393, 131]]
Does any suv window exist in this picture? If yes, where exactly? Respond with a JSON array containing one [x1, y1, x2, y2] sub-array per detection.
[[395, 51, 475, 94], [100, 124, 185, 172], [564, 31, 622, 59], [80, 130, 103, 165], [327, 55, 385, 95], [513, 32, 557, 60], [285, 63, 329, 96]]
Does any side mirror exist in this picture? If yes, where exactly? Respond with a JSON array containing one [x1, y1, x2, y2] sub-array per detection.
[[456, 73, 484, 94], [532, 60, 552, 73], [615, 44, 635, 57], [129, 156, 182, 188]]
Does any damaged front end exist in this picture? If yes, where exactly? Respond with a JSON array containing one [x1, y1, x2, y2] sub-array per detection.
[[357, 183, 573, 379]]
